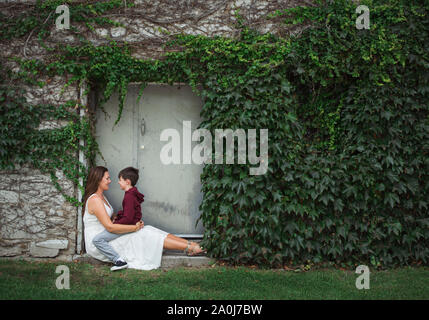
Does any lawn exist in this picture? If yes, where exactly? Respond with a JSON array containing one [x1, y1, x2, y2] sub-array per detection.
[[0, 259, 428, 300]]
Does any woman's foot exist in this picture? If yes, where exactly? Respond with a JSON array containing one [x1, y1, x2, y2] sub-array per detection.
[[184, 241, 206, 256]]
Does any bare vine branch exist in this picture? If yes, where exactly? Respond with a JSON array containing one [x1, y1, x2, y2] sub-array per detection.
[[23, 10, 54, 58]]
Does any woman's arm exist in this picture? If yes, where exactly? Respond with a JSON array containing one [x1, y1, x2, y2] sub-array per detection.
[[88, 196, 141, 234]]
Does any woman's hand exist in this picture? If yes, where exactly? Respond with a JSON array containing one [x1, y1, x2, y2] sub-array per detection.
[[135, 221, 144, 232]]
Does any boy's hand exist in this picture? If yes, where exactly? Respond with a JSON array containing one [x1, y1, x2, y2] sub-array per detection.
[[111, 213, 118, 222]]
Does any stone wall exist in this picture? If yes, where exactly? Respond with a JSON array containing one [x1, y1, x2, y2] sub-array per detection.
[[0, 166, 77, 260], [0, 0, 314, 260]]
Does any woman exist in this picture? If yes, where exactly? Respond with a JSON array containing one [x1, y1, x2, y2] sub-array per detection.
[[83, 166, 205, 270]]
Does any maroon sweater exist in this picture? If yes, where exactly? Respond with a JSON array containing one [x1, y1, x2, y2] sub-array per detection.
[[113, 187, 144, 225]]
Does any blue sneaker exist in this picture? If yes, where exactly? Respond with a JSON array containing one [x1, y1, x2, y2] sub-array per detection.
[[111, 259, 128, 271]]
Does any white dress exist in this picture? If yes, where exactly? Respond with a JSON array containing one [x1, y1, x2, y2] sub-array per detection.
[[83, 193, 169, 270]]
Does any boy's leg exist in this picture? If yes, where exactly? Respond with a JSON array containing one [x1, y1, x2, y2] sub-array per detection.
[[92, 230, 123, 263]]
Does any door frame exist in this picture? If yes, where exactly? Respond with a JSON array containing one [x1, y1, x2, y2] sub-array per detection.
[[77, 81, 204, 254]]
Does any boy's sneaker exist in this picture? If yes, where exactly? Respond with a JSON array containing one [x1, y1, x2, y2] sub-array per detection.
[[111, 259, 128, 271]]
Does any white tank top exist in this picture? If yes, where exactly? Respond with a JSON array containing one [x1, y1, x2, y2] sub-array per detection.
[[83, 193, 114, 230]]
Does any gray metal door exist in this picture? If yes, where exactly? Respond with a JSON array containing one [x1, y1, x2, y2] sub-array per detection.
[[95, 84, 204, 236]]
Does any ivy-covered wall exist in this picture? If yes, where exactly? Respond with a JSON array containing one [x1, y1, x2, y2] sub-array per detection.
[[1, 0, 428, 268], [0, 0, 309, 260]]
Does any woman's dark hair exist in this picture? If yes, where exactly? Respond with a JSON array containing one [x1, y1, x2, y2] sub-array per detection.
[[118, 167, 139, 186], [82, 166, 108, 215]]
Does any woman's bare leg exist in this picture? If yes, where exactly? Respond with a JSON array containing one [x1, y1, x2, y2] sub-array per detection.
[[163, 235, 187, 250], [162, 234, 204, 253], [166, 233, 188, 244]]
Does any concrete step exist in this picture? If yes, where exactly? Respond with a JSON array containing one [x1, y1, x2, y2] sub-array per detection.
[[161, 250, 214, 268], [72, 250, 214, 269]]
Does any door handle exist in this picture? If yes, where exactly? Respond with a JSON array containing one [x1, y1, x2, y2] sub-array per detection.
[[141, 117, 145, 136]]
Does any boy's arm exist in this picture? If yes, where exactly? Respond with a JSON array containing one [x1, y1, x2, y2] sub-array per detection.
[[113, 194, 136, 225]]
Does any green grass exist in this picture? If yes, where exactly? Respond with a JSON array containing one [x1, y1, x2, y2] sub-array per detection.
[[0, 259, 428, 299]]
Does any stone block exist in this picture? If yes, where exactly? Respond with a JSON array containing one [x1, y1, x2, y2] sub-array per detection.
[[111, 27, 126, 37], [36, 239, 68, 250], [0, 190, 19, 204], [20, 174, 51, 184], [0, 246, 23, 257], [50, 208, 63, 216], [27, 223, 47, 234], [29, 243, 59, 257], [95, 28, 108, 37], [1, 209, 19, 223], [47, 216, 65, 224], [34, 210, 47, 219], [48, 228, 68, 237], [37, 120, 69, 130], [2, 228, 30, 240], [0, 176, 20, 191], [56, 254, 73, 262], [161, 253, 214, 269]]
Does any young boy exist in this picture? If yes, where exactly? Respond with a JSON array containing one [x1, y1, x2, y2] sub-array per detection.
[[92, 167, 145, 271]]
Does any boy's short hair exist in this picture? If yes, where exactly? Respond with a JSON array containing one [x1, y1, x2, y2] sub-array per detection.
[[118, 167, 139, 186]]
